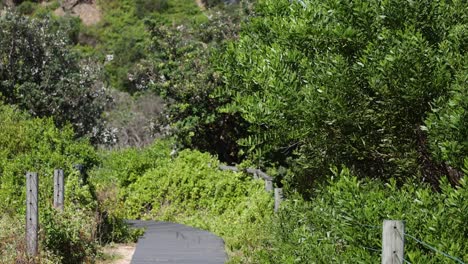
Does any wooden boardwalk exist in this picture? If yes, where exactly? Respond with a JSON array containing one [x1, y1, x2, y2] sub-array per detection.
[[128, 220, 227, 264]]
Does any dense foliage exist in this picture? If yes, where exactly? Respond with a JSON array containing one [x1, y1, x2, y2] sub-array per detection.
[[215, 0, 467, 191], [71, 0, 244, 148], [0, 103, 98, 261], [141, 11, 246, 162], [0, 11, 109, 138], [90, 140, 468, 263], [425, 69, 468, 170], [0, 103, 134, 262], [0, 103, 98, 211], [90, 141, 274, 263], [262, 170, 468, 263]]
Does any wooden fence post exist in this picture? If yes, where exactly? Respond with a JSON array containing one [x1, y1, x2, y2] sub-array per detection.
[[26, 172, 38, 259], [274, 188, 283, 212], [265, 180, 273, 192], [382, 220, 405, 264], [53, 169, 64, 211]]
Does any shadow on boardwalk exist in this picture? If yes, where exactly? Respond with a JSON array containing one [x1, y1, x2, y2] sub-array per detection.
[[127, 220, 227, 264]]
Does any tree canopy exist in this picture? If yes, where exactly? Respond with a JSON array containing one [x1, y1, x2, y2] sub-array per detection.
[[215, 0, 467, 191], [0, 12, 109, 138]]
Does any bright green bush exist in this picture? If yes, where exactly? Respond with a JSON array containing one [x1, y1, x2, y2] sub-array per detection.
[[89, 140, 174, 243], [123, 149, 268, 217], [216, 0, 467, 191], [0, 103, 128, 262], [0, 103, 99, 213], [90, 142, 274, 263], [90, 140, 172, 188], [259, 168, 468, 263], [41, 171, 99, 263]]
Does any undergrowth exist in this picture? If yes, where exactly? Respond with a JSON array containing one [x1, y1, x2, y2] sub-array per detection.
[[0, 104, 136, 263], [91, 141, 468, 263], [90, 141, 274, 263]]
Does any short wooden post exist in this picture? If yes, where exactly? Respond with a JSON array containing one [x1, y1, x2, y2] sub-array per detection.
[[382, 220, 405, 264], [274, 188, 283, 212], [26, 172, 39, 258], [53, 169, 64, 211], [265, 180, 273, 192], [253, 171, 259, 180]]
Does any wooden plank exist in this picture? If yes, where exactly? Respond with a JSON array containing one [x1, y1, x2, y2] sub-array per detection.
[[128, 220, 227, 263], [382, 220, 405, 264], [26, 172, 38, 258]]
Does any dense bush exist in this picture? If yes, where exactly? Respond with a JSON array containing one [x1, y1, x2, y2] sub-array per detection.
[[90, 141, 274, 263], [139, 10, 246, 162], [0, 103, 133, 262], [135, 0, 169, 18], [216, 0, 467, 191], [90, 140, 172, 188], [0, 103, 98, 212], [425, 69, 468, 171], [41, 171, 99, 263], [257, 168, 468, 263], [0, 11, 110, 138]]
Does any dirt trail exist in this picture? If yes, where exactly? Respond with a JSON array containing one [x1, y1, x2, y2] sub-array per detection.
[[100, 243, 136, 264]]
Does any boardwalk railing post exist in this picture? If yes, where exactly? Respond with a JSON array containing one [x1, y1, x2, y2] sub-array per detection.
[[53, 169, 64, 211], [274, 188, 283, 213], [265, 180, 273, 192], [26, 172, 39, 259], [382, 220, 405, 264]]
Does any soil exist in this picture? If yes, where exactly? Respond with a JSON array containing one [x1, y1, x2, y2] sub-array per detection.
[[54, 0, 102, 26], [71, 3, 101, 26], [99, 243, 136, 264]]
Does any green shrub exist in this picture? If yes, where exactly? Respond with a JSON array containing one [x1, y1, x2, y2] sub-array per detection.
[[425, 69, 468, 170], [0, 11, 109, 139], [90, 140, 172, 188], [0, 103, 99, 213], [259, 168, 468, 263], [41, 172, 98, 263], [90, 142, 274, 263], [17, 1, 37, 14], [141, 11, 244, 162], [135, 0, 169, 18], [0, 104, 130, 262], [216, 0, 467, 192]]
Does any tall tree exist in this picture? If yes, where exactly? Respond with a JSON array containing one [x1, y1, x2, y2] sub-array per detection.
[[0, 11, 109, 138]]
